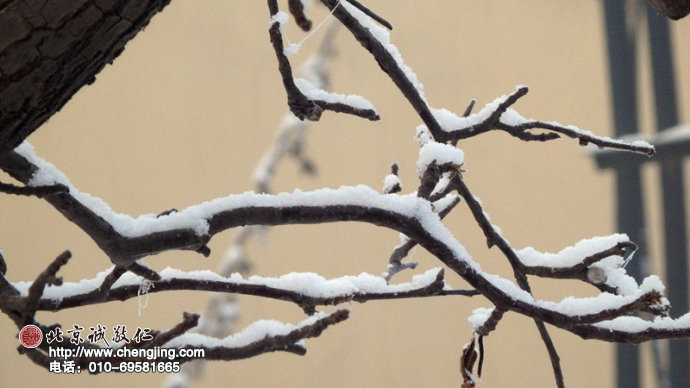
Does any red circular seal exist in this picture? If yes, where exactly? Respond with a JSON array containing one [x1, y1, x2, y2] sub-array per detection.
[[19, 325, 42, 348]]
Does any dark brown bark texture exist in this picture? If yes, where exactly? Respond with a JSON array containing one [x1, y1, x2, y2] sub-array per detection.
[[649, 0, 690, 19], [0, 0, 170, 156]]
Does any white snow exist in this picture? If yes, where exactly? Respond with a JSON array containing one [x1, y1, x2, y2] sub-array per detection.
[[429, 172, 452, 197], [13, 143, 476, 275], [432, 193, 457, 214], [234, 267, 443, 297], [12, 266, 445, 303], [593, 312, 690, 333], [14, 141, 673, 333], [13, 266, 119, 303], [416, 142, 464, 177], [414, 125, 433, 146], [418, 86, 655, 158], [284, 43, 301, 57], [269, 11, 290, 29], [590, 256, 639, 296], [468, 307, 495, 330], [340, 0, 426, 100], [515, 234, 647, 295], [562, 125, 653, 151], [15, 142, 211, 237], [474, 269, 666, 320], [294, 77, 376, 112], [537, 274, 664, 317], [382, 173, 402, 193], [164, 312, 330, 349], [516, 234, 630, 268], [423, 89, 526, 133]]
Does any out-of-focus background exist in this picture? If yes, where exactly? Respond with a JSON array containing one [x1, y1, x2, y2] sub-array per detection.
[[1, 1, 690, 387]]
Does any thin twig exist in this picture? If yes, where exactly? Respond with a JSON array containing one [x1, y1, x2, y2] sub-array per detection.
[[289, 0, 313, 31], [535, 320, 565, 388], [0, 181, 67, 197], [97, 265, 128, 294], [25, 251, 71, 314], [496, 121, 655, 156], [148, 312, 200, 348], [127, 262, 162, 281], [453, 175, 565, 387], [321, 0, 443, 137], [462, 99, 476, 117], [342, 0, 393, 29]]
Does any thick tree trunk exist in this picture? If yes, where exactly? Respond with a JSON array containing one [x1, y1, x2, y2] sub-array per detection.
[[0, 0, 170, 155]]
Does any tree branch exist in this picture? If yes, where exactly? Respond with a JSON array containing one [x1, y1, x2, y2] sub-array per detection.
[[267, 0, 379, 121], [19, 266, 476, 315], [0, 181, 67, 197]]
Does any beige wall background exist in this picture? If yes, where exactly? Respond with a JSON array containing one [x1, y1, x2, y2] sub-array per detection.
[[2, 1, 690, 387]]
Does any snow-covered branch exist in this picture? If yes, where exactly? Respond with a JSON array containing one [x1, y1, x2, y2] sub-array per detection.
[[267, 1, 379, 121], [20, 310, 349, 374], [320, 1, 654, 158], [1, 142, 682, 345], [12, 266, 476, 315], [1, 1, 688, 387]]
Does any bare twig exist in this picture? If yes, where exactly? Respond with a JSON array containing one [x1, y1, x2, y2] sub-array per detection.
[[342, 0, 393, 30], [535, 320, 565, 388], [127, 262, 162, 281], [288, 0, 313, 31], [452, 175, 565, 387], [97, 265, 128, 294], [495, 120, 655, 156], [321, 0, 442, 136], [25, 251, 71, 315], [0, 181, 67, 197], [462, 99, 476, 118], [148, 312, 200, 348]]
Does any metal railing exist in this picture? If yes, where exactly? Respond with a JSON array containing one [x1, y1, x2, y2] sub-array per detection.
[[598, 2, 688, 387]]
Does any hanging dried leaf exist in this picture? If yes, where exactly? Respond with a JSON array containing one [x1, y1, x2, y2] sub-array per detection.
[[460, 336, 479, 388]]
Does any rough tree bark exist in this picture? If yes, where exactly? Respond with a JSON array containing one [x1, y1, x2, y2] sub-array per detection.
[[0, 0, 170, 155]]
